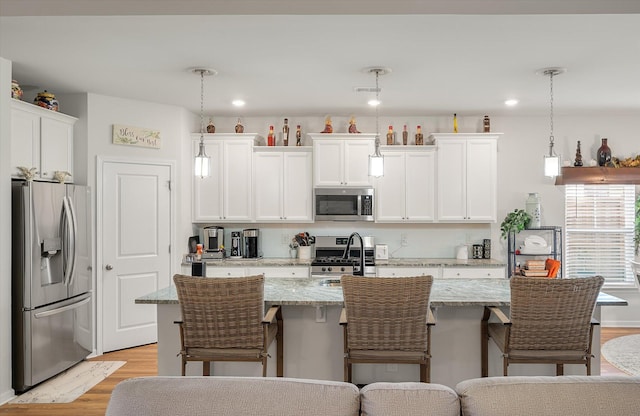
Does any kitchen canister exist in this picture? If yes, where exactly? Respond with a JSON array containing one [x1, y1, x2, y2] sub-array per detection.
[[525, 192, 542, 228], [34, 90, 59, 111], [482, 239, 491, 259], [298, 246, 311, 260], [472, 244, 484, 259]]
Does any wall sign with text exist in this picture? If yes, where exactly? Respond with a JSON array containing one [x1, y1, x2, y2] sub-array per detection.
[[112, 124, 161, 149]]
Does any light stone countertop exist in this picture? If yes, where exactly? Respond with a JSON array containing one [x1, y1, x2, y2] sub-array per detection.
[[136, 277, 627, 307], [192, 258, 506, 268]]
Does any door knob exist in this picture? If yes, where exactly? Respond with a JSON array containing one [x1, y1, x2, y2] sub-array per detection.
[[105, 264, 113, 270]]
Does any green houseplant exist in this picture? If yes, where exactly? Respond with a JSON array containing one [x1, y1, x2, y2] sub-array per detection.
[[500, 209, 532, 239]]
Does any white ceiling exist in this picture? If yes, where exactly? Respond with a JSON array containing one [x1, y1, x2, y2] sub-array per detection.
[[1, 1, 640, 117]]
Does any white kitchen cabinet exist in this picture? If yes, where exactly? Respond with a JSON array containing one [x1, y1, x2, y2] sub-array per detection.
[[433, 133, 500, 222], [310, 133, 375, 187], [441, 267, 505, 279], [376, 267, 441, 278], [254, 148, 312, 222], [375, 147, 436, 222], [11, 100, 76, 182], [192, 134, 257, 222]]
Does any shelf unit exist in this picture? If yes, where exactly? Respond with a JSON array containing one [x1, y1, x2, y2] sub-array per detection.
[[507, 226, 562, 278]]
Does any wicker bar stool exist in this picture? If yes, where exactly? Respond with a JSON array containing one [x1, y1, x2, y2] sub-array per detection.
[[173, 274, 283, 377], [340, 275, 435, 383], [481, 275, 604, 377]]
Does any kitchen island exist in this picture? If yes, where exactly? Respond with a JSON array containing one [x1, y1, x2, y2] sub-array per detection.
[[137, 277, 627, 388]]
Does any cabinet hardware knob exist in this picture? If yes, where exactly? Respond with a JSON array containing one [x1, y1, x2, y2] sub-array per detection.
[[105, 264, 113, 270]]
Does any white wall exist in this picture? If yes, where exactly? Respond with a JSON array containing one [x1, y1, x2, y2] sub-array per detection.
[[0, 57, 15, 403]]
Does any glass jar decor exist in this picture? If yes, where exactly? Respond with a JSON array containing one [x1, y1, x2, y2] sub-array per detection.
[[525, 193, 542, 228]]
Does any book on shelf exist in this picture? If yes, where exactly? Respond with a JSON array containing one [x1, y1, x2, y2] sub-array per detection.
[[522, 269, 550, 277]]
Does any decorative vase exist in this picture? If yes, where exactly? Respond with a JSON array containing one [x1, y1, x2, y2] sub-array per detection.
[[597, 138, 612, 167], [34, 90, 59, 111], [11, 80, 23, 100], [525, 193, 542, 228]]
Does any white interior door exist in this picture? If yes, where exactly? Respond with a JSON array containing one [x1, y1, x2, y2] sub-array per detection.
[[101, 160, 172, 352]]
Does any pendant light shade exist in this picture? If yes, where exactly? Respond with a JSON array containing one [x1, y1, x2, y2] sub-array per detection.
[[539, 67, 565, 178], [194, 140, 211, 177], [366, 67, 390, 178], [192, 68, 216, 178]]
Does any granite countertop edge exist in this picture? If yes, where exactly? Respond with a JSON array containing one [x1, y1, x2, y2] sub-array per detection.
[[183, 258, 507, 268]]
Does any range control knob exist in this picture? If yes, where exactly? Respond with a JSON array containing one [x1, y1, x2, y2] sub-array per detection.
[[321, 267, 327, 272], [340, 267, 346, 272], [328, 267, 333, 272]]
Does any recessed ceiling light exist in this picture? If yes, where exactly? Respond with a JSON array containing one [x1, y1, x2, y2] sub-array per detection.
[[232, 99, 245, 107], [368, 99, 381, 107], [505, 99, 519, 107]]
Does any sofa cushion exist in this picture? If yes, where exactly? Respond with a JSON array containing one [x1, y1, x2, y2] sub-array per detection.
[[106, 376, 360, 416], [360, 382, 460, 416], [456, 375, 640, 416]]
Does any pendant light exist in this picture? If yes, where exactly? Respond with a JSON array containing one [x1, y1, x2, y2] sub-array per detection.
[[193, 68, 217, 178], [367, 67, 390, 177], [539, 67, 566, 178]]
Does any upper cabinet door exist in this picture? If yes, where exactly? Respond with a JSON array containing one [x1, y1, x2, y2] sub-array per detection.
[[254, 151, 285, 221], [375, 151, 405, 221], [466, 139, 497, 221], [40, 117, 74, 182], [343, 139, 374, 187], [312, 139, 343, 186], [222, 140, 253, 221], [405, 150, 436, 221], [11, 106, 40, 178], [437, 139, 467, 221], [282, 151, 313, 221]]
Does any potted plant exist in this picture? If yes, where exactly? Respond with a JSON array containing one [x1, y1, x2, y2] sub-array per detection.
[[500, 209, 532, 239]]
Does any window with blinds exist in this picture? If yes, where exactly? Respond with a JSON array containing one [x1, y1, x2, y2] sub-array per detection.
[[565, 184, 635, 284]]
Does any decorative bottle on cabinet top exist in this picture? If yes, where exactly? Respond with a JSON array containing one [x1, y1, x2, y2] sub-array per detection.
[[296, 125, 302, 146], [386, 125, 395, 145], [453, 113, 458, 133], [597, 138, 612, 167], [267, 125, 275, 146], [282, 118, 290, 146], [415, 125, 424, 145], [483, 115, 490, 132]]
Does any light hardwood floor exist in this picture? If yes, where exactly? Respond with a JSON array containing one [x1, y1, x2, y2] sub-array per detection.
[[1, 328, 639, 415]]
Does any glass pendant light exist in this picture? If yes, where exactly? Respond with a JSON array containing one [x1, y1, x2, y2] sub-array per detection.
[[193, 68, 216, 178], [539, 67, 565, 178], [367, 67, 389, 177]]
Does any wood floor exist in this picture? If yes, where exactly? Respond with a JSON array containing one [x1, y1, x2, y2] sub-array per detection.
[[1, 328, 639, 415]]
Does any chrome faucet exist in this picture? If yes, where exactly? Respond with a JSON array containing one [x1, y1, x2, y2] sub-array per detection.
[[342, 232, 364, 276]]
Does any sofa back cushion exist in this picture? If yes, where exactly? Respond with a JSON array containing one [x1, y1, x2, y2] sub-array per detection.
[[360, 382, 460, 416], [106, 376, 360, 416], [456, 376, 640, 416]]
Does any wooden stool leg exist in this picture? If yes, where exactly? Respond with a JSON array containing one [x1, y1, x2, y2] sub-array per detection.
[[481, 307, 490, 377], [277, 308, 284, 377], [556, 363, 564, 376], [420, 363, 427, 383], [203, 361, 210, 376]]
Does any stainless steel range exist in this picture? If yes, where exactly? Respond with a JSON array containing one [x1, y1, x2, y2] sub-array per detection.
[[311, 235, 375, 278]]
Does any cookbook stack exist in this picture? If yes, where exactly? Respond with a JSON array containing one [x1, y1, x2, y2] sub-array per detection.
[[522, 260, 548, 277]]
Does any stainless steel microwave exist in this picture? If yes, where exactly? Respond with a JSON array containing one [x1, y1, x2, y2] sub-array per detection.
[[314, 187, 374, 221]]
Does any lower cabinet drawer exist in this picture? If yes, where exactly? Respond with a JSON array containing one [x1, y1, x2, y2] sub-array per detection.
[[441, 267, 505, 279], [376, 267, 440, 278], [206, 267, 246, 278], [246, 267, 310, 278]]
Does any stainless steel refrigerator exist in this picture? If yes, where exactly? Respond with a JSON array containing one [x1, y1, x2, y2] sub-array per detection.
[[11, 180, 93, 392]]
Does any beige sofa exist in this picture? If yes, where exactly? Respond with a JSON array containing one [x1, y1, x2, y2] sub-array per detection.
[[106, 375, 640, 416]]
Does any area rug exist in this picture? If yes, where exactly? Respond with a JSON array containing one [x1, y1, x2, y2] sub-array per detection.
[[10, 361, 125, 404], [601, 334, 640, 376]]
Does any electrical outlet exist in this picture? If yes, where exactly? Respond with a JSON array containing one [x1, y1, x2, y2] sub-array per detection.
[[400, 234, 408, 247], [386, 364, 398, 372], [315, 306, 326, 323]]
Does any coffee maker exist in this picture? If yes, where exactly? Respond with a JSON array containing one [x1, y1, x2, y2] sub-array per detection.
[[202, 226, 225, 259], [230, 231, 242, 258], [243, 229, 260, 258]]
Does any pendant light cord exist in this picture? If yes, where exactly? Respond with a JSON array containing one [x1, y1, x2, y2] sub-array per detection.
[[374, 69, 381, 156], [549, 70, 554, 149], [199, 70, 205, 142]]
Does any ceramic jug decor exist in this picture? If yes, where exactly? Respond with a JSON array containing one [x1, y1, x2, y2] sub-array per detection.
[[34, 90, 59, 111]]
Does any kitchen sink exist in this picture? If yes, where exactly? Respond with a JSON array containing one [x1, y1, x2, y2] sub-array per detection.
[[318, 278, 341, 287]]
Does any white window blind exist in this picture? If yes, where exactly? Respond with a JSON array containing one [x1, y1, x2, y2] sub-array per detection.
[[565, 184, 635, 284]]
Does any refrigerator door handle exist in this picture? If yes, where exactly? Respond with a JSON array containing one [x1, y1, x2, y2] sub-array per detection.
[[66, 195, 79, 287], [61, 196, 75, 285], [33, 295, 91, 319]]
